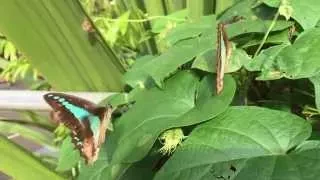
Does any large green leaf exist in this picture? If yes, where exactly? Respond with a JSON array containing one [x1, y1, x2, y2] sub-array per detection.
[[218, 0, 258, 20], [215, 0, 237, 15], [245, 44, 289, 80], [117, 150, 159, 180], [109, 71, 199, 164], [78, 158, 112, 180], [246, 28, 320, 80], [240, 29, 291, 48], [273, 28, 320, 79], [171, 74, 236, 127], [192, 46, 251, 73], [262, 0, 320, 29], [145, 35, 214, 87], [155, 106, 315, 180], [78, 148, 157, 180], [226, 20, 293, 38], [55, 137, 80, 172], [151, 9, 187, 33], [218, 0, 293, 40], [0, 120, 53, 146], [0, 135, 63, 179], [109, 71, 236, 165], [77, 142, 122, 180], [138, 15, 216, 87], [165, 15, 215, 45], [123, 55, 155, 88], [0, 0, 124, 91]]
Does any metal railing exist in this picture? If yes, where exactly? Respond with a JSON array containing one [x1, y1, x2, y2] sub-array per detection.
[[0, 90, 113, 111], [0, 90, 114, 120]]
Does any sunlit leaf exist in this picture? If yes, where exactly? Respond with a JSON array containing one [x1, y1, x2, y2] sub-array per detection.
[[77, 143, 112, 180], [152, 9, 187, 33], [0, 0, 124, 91], [192, 46, 251, 73], [109, 72, 236, 164], [155, 106, 314, 180], [55, 137, 80, 172], [145, 36, 214, 86], [0, 135, 63, 179], [226, 20, 293, 38], [245, 28, 320, 80], [123, 55, 155, 88], [165, 15, 215, 45], [0, 121, 53, 146], [262, 0, 320, 29]]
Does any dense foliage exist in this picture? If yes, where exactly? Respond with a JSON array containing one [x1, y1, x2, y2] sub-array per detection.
[[1, 0, 320, 179]]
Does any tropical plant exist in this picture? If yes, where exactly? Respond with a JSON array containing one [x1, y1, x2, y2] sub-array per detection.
[[1, 0, 320, 180]]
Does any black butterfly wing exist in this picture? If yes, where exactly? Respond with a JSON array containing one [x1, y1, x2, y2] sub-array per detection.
[[43, 92, 111, 164], [44, 93, 99, 112], [45, 94, 88, 142]]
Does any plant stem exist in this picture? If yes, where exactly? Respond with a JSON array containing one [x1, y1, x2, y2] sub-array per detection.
[[93, 15, 186, 23], [253, 11, 280, 57]]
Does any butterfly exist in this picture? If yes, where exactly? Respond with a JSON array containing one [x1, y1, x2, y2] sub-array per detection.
[[43, 92, 112, 164], [216, 22, 231, 95], [216, 16, 244, 94]]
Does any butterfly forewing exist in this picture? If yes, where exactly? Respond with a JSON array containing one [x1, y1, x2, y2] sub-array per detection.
[[43, 92, 112, 164]]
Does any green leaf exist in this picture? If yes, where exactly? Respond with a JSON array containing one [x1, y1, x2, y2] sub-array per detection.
[[118, 12, 130, 35], [0, 121, 53, 146], [146, 35, 214, 86], [310, 75, 320, 109], [215, 0, 237, 15], [0, 0, 124, 91], [152, 9, 187, 33], [192, 46, 251, 73], [123, 55, 155, 88], [240, 29, 291, 48], [245, 44, 288, 79], [109, 71, 199, 164], [272, 28, 320, 79], [3, 41, 17, 60], [77, 143, 114, 180], [0, 135, 63, 179], [136, 15, 216, 87], [279, 0, 293, 20], [218, 0, 258, 20], [226, 19, 293, 38], [172, 74, 236, 127], [109, 72, 236, 165], [78, 158, 111, 180], [0, 57, 8, 69], [262, 0, 320, 29], [78, 161, 112, 180], [165, 15, 215, 45], [155, 106, 313, 180], [246, 28, 320, 80], [56, 137, 80, 172], [118, 153, 158, 180]]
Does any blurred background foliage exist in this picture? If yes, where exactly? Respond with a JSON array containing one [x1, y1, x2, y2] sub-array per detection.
[[0, 0, 203, 178], [2, 0, 320, 179]]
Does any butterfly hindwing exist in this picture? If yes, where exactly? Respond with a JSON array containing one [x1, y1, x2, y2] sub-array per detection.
[[43, 92, 112, 164]]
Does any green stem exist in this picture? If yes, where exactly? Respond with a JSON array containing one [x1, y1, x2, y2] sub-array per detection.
[[304, 106, 320, 113], [93, 15, 186, 23], [253, 11, 280, 57], [241, 69, 251, 105]]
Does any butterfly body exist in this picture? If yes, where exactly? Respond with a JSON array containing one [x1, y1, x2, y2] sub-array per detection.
[[43, 93, 112, 164]]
